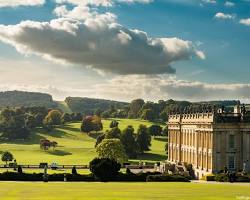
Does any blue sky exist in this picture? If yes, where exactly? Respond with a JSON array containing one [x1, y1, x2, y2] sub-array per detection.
[[0, 0, 249, 101]]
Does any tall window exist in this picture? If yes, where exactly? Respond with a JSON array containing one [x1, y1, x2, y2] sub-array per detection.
[[229, 135, 235, 149], [228, 156, 235, 170]]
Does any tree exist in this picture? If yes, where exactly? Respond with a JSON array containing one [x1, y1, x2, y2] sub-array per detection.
[[110, 120, 119, 128], [81, 116, 103, 133], [94, 109, 102, 117], [148, 125, 163, 136], [40, 139, 51, 151], [128, 99, 145, 118], [89, 158, 121, 181], [141, 109, 155, 121], [0, 108, 30, 140], [50, 141, 58, 150], [96, 139, 127, 163], [136, 125, 151, 152], [61, 113, 72, 124], [95, 133, 105, 147], [43, 110, 62, 126], [1, 151, 13, 165], [159, 110, 168, 122], [81, 117, 93, 133], [120, 126, 138, 158], [105, 127, 121, 139], [25, 114, 37, 129]]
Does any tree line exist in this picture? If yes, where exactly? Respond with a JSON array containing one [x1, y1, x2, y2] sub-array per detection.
[[0, 106, 83, 141]]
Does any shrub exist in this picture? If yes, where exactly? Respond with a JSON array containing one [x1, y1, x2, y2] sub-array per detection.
[[72, 166, 77, 175], [1, 151, 14, 165], [17, 166, 23, 174], [205, 174, 215, 181], [146, 174, 190, 182], [89, 158, 121, 182], [214, 173, 229, 182]]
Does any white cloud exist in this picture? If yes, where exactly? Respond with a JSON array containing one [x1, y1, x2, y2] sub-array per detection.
[[214, 12, 236, 20], [202, 0, 216, 4], [87, 75, 250, 102], [224, 1, 235, 7], [0, 15, 204, 75], [2, 75, 250, 102], [54, 0, 153, 7], [239, 18, 250, 26], [0, 0, 45, 7]]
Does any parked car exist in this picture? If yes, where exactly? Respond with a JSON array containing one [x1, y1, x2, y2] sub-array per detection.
[[51, 162, 58, 170]]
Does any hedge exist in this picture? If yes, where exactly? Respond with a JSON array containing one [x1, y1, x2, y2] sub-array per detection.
[[0, 172, 192, 182], [0, 172, 96, 182], [146, 174, 190, 182]]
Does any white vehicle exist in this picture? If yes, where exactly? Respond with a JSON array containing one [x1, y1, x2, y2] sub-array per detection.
[[51, 162, 58, 170]]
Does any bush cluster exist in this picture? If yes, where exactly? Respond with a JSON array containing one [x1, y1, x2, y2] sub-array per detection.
[[214, 173, 250, 182]]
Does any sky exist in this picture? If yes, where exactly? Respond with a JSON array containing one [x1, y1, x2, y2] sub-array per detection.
[[0, 0, 249, 102]]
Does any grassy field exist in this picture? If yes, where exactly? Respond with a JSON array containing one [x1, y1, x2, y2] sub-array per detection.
[[0, 182, 249, 200], [0, 118, 167, 168]]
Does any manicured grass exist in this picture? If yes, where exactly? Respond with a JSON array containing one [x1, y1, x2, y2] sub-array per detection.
[[0, 119, 167, 166], [0, 182, 249, 200]]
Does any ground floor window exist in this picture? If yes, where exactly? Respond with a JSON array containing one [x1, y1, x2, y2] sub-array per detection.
[[228, 155, 235, 170]]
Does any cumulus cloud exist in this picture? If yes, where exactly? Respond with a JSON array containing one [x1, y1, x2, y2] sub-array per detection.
[[0, 14, 204, 75], [224, 1, 235, 7], [240, 18, 250, 26], [214, 12, 236, 20], [0, 0, 45, 7]]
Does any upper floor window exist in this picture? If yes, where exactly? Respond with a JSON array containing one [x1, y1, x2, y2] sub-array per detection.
[[229, 135, 235, 149]]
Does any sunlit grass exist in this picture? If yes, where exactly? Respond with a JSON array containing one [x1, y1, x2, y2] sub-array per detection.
[[0, 119, 167, 167], [0, 182, 249, 200]]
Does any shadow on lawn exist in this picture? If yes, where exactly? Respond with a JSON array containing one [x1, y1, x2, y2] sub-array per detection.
[[0, 133, 46, 145], [61, 124, 80, 133], [37, 128, 70, 139], [137, 153, 167, 162], [46, 149, 72, 156], [153, 137, 168, 142]]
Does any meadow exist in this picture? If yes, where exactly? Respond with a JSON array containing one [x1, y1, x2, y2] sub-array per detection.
[[0, 119, 167, 169], [0, 182, 249, 200]]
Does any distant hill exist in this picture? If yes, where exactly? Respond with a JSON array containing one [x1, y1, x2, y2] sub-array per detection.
[[0, 91, 56, 108], [64, 97, 129, 115]]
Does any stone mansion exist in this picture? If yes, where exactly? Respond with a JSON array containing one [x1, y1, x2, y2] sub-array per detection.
[[167, 105, 250, 178]]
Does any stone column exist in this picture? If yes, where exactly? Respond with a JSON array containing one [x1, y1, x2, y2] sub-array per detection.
[[206, 132, 209, 171]]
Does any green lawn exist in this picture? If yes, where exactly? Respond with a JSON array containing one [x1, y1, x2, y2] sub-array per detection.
[[0, 119, 167, 167], [0, 182, 249, 200]]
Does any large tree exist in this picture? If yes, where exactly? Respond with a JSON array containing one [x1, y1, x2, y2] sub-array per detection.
[[0, 108, 30, 140], [137, 125, 151, 152], [120, 126, 138, 158], [148, 125, 163, 136], [43, 110, 62, 126], [96, 139, 127, 163], [128, 99, 145, 118], [81, 115, 103, 133], [105, 127, 121, 139]]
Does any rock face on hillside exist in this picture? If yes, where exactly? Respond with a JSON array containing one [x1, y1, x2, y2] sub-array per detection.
[[0, 91, 56, 108]]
